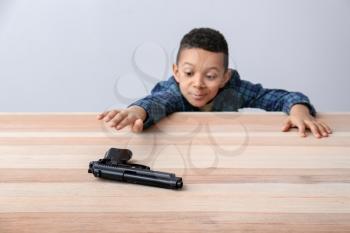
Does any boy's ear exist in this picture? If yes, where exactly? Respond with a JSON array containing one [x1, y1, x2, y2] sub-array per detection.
[[172, 64, 180, 83], [220, 69, 231, 88]]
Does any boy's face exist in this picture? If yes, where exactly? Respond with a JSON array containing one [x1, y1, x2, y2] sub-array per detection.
[[173, 48, 230, 108]]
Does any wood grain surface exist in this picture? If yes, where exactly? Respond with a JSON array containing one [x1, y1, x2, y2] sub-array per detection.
[[0, 112, 349, 233]]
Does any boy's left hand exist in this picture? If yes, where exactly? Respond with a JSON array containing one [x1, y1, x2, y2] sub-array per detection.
[[282, 104, 332, 138]]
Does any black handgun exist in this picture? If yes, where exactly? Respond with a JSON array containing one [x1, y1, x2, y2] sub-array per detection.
[[88, 148, 183, 189]]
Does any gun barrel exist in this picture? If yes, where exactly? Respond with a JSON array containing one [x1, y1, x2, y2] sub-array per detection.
[[88, 161, 183, 189]]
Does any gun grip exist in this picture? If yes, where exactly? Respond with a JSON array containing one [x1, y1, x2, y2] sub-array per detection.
[[105, 148, 132, 165]]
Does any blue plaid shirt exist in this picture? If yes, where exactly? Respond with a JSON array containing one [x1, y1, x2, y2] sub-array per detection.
[[130, 69, 316, 129]]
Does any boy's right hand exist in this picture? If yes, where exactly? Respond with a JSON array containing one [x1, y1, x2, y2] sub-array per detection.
[[97, 106, 147, 133]]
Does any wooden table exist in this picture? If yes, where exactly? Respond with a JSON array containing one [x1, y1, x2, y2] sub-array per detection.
[[0, 112, 349, 233]]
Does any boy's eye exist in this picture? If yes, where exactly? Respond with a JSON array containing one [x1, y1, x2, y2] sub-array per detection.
[[184, 72, 193, 77], [206, 75, 217, 80]]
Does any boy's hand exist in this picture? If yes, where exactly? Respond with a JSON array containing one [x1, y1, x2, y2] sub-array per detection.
[[282, 104, 332, 138], [97, 106, 147, 133]]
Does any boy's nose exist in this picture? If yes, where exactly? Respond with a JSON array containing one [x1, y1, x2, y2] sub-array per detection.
[[193, 75, 205, 88]]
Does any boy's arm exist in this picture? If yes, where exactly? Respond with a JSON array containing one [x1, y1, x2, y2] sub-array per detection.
[[233, 70, 332, 138], [98, 77, 183, 132], [126, 76, 184, 129], [128, 90, 184, 129], [97, 105, 146, 133], [232, 70, 316, 115]]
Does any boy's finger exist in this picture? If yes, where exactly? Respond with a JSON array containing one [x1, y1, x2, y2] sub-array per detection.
[[97, 111, 108, 120], [109, 112, 126, 127], [115, 117, 131, 130], [297, 122, 306, 137], [281, 119, 292, 132], [317, 123, 328, 137], [132, 119, 143, 133], [306, 121, 321, 138], [320, 122, 332, 134], [105, 110, 119, 123]]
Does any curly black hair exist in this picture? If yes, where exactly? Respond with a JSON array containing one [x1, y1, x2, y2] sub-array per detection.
[[176, 28, 229, 70]]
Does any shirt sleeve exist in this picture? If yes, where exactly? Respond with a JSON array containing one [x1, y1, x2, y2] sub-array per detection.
[[232, 70, 317, 116], [128, 79, 184, 129]]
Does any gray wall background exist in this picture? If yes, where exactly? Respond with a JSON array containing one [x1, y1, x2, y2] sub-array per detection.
[[0, 0, 349, 112]]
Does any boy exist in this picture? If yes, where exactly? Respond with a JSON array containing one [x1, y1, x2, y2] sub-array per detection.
[[98, 28, 331, 138]]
